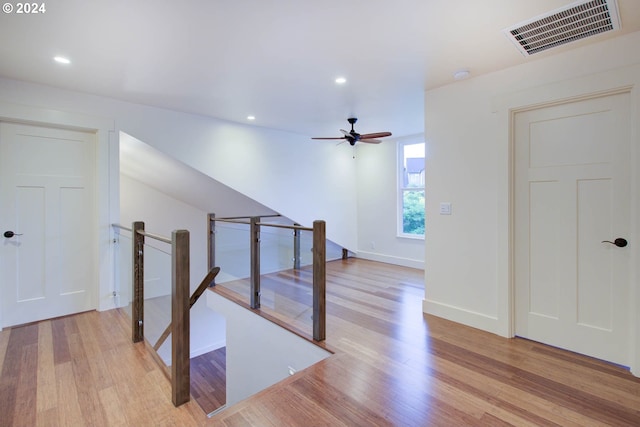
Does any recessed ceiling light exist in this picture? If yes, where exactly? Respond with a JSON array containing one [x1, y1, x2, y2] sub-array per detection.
[[335, 77, 347, 84], [453, 69, 470, 80], [54, 56, 71, 64], [247, 115, 255, 121]]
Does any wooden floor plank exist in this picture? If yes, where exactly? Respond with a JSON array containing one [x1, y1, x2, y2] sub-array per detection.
[[97, 386, 129, 427], [1, 258, 640, 426], [55, 361, 84, 427], [36, 321, 56, 414], [208, 259, 640, 426], [50, 317, 71, 366], [13, 342, 38, 427], [0, 327, 10, 375], [190, 347, 226, 414]]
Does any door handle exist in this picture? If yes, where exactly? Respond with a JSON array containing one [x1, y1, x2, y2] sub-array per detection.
[[601, 238, 628, 248], [3, 231, 23, 238]]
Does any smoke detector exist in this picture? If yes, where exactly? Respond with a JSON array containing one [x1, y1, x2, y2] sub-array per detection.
[[504, 0, 621, 56]]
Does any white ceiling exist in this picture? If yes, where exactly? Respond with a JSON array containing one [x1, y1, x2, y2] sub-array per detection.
[[1, 0, 638, 138]]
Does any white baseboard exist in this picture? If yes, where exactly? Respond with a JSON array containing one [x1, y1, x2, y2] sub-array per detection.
[[355, 251, 425, 270], [423, 299, 504, 337]]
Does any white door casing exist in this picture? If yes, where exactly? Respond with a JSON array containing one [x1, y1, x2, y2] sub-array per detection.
[[0, 122, 97, 327], [514, 91, 631, 366]]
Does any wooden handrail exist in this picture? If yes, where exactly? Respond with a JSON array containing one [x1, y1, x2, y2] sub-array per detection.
[[211, 214, 281, 221], [112, 223, 133, 232], [154, 266, 221, 351], [210, 218, 312, 232], [137, 230, 172, 244], [256, 222, 312, 231], [112, 224, 173, 244]]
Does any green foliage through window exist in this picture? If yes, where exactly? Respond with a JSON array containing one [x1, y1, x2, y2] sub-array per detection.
[[403, 190, 425, 235], [399, 141, 425, 237]]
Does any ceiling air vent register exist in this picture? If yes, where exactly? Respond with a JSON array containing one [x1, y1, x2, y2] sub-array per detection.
[[504, 0, 621, 56]]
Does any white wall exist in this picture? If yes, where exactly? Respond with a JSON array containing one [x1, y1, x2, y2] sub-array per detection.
[[120, 174, 210, 292], [0, 77, 361, 317], [207, 291, 331, 407], [356, 135, 425, 269], [0, 78, 358, 251], [120, 173, 227, 357], [423, 31, 640, 374]]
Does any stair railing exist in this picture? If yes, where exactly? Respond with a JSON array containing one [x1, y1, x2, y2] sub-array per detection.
[[208, 214, 326, 341], [112, 222, 217, 407]]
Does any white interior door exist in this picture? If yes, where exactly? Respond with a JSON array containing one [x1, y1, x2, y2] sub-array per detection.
[[0, 122, 96, 327], [514, 92, 631, 366]]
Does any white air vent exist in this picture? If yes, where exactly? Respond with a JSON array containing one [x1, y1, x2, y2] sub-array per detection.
[[504, 0, 621, 56]]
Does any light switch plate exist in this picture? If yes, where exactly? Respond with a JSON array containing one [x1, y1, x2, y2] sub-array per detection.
[[439, 202, 452, 215]]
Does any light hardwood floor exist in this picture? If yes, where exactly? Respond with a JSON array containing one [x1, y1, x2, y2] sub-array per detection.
[[1, 258, 639, 426]]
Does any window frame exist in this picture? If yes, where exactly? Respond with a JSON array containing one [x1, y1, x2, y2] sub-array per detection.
[[397, 138, 425, 239]]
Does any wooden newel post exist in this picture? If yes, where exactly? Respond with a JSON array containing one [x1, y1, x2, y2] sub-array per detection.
[[172, 229, 190, 406], [250, 217, 261, 309], [132, 221, 145, 343], [312, 220, 326, 341], [207, 213, 216, 285], [293, 224, 301, 270]]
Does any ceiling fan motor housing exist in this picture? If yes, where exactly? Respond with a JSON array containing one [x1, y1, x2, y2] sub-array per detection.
[[310, 117, 391, 145]]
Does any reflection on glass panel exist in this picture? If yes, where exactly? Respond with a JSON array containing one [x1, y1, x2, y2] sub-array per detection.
[[211, 217, 343, 336], [214, 222, 251, 305], [299, 229, 314, 267], [143, 241, 173, 365], [258, 226, 314, 331], [115, 230, 133, 317], [260, 226, 297, 274], [215, 222, 250, 282]]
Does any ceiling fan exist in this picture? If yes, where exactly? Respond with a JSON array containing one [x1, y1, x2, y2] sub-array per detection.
[[312, 118, 392, 146]]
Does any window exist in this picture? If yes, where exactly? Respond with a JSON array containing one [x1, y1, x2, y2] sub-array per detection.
[[398, 141, 425, 237]]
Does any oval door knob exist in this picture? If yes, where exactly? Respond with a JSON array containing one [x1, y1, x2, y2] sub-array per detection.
[[601, 238, 628, 248], [3, 231, 23, 238]]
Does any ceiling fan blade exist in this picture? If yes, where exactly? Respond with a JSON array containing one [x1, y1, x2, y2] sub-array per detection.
[[360, 132, 392, 139], [340, 129, 350, 136], [311, 136, 346, 140], [360, 138, 383, 144]]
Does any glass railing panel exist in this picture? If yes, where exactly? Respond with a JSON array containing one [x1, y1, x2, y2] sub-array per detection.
[[267, 227, 315, 333], [114, 228, 133, 320], [211, 216, 337, 339], [326, 237, 344, 261], [214, 222, 251, 305], [259, 225, 298, 273], [142, 241, 173, 365]]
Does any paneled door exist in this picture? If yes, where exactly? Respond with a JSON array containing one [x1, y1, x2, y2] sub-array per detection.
[[0, 122, 96, 327], [514, 92, 631, 366]]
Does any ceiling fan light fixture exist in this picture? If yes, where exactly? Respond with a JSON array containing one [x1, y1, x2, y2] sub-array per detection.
[[311, 118, 392, 146]]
